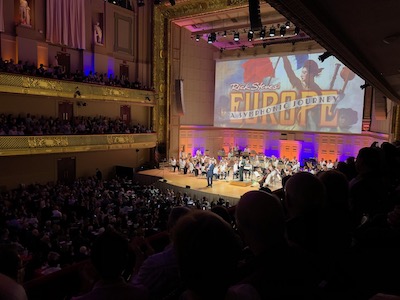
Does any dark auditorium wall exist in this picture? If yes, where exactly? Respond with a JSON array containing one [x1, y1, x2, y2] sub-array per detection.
[[0, 93, 149, 125], [0, 149, 149, 190]]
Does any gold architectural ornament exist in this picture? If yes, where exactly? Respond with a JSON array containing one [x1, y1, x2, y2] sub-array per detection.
[[0, 134, 157, 156], [153, 0, 242, 149], [107, 135, 135, 144], [0, 74, 155, 103], [394, 104, 400, 141], [28, 137, 69, 148]]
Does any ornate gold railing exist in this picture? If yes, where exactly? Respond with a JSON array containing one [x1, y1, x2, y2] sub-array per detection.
[[0, 73, 155, 103], [0, 133, 157, 156]]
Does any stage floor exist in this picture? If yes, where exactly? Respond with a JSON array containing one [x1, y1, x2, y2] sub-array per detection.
[[138, 167, 282, 201]]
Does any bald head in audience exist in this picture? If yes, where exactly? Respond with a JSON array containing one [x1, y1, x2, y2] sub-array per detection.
[[284, 171, 325, 218], [236, 190, 286, 255], [0, 273, 27, 300]]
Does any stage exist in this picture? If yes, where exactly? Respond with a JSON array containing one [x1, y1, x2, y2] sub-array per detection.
[[137, 167, 282, 206]]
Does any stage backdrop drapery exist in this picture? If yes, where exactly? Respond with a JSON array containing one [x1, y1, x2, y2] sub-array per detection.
[[46, 0, 86, 49]]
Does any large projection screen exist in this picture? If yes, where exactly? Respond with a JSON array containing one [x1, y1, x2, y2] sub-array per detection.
[[214, 53, 365, 134]]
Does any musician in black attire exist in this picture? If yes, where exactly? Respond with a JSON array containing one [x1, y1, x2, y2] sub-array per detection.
[[239, 156, 245, 181]]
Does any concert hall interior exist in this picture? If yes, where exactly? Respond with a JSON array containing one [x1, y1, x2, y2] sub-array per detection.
[[0, 0, 398, 190], [1, 1, 400, 299]]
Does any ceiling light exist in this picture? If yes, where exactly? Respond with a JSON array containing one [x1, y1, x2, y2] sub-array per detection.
[[233, 32, 240, 41], [269, 26, 275, 37], [285, 21, 290, 29]]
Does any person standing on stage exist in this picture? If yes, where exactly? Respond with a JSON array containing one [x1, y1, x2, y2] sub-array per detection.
[[206, 158, 215, 187], [239, 156, 245, 181]]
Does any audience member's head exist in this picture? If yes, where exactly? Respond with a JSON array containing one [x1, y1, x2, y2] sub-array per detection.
[[0, 245, 23, 283], [236, 190, 286, 255], [90, 228, 129, 280], [172, 210, 242, 300], [166, 206, 191, 233], [284, 172, 325, 218], [0, 273, 28, 300], [317, 170, 350, 212], [355, 147, 381, 175], [211, 205, 232, 225]]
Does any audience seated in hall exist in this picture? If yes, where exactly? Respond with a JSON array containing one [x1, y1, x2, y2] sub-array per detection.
[[349, 147, 389, 228], [130, 206, 191, 300], [0, 57, 153, 91], [71, 227, 148, 300], [0, 141, 399, 299], [226, 190, 321, 300], [284, 172, 325, 255], [172, 210, 242, 300], [0, 113, 154, 136]]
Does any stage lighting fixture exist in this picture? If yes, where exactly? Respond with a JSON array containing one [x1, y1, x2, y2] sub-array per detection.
[[195, 34, 200, 42], [210, 32, 217, 43], [269, 26, 275, 37], [233, 32, 240, 41], [280, 26, 286, 37], [294, 26, 300, 35], [360, 83, 371, 90], [318, 51, 333, 62], [260, 28, 266, 39], [248, 31, 253, 41]]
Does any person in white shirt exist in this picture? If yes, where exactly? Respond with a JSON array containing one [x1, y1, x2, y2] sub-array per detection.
[[170, 157, 177, 172]]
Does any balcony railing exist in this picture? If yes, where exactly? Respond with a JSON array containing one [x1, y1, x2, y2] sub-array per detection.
[[0, 133, 157, 156], [0, 73, 155, 103]]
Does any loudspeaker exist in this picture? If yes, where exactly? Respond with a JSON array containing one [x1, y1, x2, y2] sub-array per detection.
[[374, 95, 387, 120], [174, 79, 185, 115], [249, 0, 262, 31]]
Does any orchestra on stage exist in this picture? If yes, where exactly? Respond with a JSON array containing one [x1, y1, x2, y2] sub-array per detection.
[[168, 146, 338, 188]]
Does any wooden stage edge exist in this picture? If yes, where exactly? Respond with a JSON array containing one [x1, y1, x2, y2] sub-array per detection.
[[137, 168, 282, 206]]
